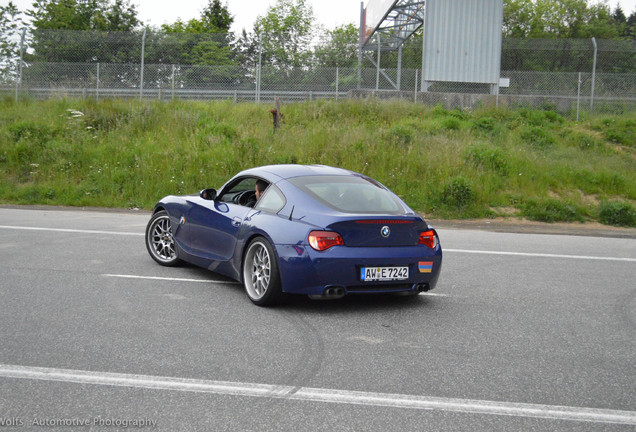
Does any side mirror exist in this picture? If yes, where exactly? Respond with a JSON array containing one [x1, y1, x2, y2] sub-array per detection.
[[200, 188, 217, 201]]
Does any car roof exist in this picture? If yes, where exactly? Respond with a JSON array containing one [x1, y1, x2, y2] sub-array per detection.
[[238, 164, 355, 181]]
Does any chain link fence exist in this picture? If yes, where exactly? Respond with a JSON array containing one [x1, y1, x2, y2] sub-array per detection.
[[1, 29, 634, 111]]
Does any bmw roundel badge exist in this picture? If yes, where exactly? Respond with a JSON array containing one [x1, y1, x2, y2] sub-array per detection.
[[381, 226, 391, 238]]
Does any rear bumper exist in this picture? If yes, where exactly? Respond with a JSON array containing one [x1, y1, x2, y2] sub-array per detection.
[[275, 244, 442, 296]]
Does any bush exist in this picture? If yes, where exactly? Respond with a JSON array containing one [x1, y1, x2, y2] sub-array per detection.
[[566, 132, 600, 150], [431, 104, 449, 117], [592, 117, 635, 147], [519, 108, 563, 126], [7, 121, 55, 144], [83, 105, 133, 131], [465, 144, 508, 175], [440, 117, 462, 130], [448, 109, 469, 120], [521, 126, 555, 149], [212, 122, 238, 140], [604, 126, 634, 147], [522, 198, 584, 223], [599, 201, 636, 227], [389, 123, 414, 144], [442, 177, 475, 207], [471, 117, 497, 132], [542, 110, 564, 123]]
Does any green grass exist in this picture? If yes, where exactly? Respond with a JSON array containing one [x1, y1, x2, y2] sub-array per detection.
[[0, 97, 634, 227]]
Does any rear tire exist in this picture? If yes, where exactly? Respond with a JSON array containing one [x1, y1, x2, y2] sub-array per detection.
[[145, 210, 181, 266], [242, 237, 282, 306]]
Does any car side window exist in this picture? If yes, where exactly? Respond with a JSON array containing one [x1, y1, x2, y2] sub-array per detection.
[[218, 178, 257, 204], [255, 184, 286, 214]]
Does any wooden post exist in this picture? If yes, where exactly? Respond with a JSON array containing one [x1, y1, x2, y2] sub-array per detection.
[[270, 97, 282, 132]]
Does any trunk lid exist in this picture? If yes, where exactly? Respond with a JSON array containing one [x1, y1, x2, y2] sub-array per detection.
[[326, 216, 428, 247]]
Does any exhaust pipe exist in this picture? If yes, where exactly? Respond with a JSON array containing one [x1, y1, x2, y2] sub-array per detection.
[[417, 283, 430, 293], [308, 286, 346, 300]]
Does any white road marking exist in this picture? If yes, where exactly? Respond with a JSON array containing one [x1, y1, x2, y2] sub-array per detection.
[[101, 274, 239, 285], [0, 364, 634, 425], [445, 248, 636, 262], [0, 225, 143, 236], [419, 292, 450, 297], [1, 225, 633, 262]]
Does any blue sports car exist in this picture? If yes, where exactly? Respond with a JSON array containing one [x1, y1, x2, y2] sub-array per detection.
[[145, 164, 442, 306]]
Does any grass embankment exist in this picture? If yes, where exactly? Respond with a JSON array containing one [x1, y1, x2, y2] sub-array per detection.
[[0, 97, 634, 226]]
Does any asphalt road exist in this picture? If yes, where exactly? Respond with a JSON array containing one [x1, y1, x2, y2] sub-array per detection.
[[0, 207, 634, 431]]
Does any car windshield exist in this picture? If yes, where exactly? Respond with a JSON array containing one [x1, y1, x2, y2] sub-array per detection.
[[289, 175, 406, 215]]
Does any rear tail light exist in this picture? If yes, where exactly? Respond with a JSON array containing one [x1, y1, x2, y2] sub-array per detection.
[[309, 231, 344, 251], [418, 230, 438, 249]]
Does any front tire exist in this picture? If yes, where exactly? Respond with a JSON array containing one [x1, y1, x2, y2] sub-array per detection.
[[145, 210, 181, 266], [242, 237, 282, 306]]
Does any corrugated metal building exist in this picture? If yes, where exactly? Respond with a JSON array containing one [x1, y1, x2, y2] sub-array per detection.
[[422, 0, 503, 91]]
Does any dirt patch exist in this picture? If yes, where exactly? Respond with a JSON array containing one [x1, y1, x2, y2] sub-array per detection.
[[490, 206, 520, 216]]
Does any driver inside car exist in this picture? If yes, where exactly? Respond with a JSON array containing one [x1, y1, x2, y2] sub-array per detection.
[[245, 179, 268, 207]]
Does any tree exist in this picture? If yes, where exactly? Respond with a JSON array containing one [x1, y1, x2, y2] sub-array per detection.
[[25, 0, 141, 63], [153, 1, 237, 89], [503, 0, 532, 38], [159, 0, 235, 66], [500, 0, 629, 73], [0, 2, 24, 83], [234, 28, 259, 69], [502, 0, 620, 38], [313, 23, 359, 68], [628, 11, 636, 38], [254, 0, 315, 71], [611, 5, 630, 38], [162, 0, 233, 34], [28, 0, 139, 32], [104, 0, 140, 32], [583, 2, 620, 38], [201, 0, 233, 33]]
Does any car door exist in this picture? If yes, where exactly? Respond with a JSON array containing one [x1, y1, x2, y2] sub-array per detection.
[[185, 197, 251, 261], [185, 177, 259, 261]]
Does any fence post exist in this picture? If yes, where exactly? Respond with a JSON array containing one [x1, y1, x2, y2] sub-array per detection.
[[336, 67, 339, 100], [414, 69, 418, 103], [140, 28, 146, 100], [590, 37, 597, 111], [496, 81, 500, 108], [257, 32, 263, 104], [171, 64, 175, 100], [15, 28, 26, 102], [96, 63, 100, 100], [376, 34, 381, 91], [397, 45, 402, 91], [357, 1, 364, 90], [576, 72, 582, 121]]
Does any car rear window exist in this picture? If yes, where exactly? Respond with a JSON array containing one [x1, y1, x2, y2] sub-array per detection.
[[288, 175, 406, 215], [256, 184, 286, 213]]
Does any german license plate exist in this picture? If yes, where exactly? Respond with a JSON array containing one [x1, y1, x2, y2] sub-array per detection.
[[360, 266, 409, 282]]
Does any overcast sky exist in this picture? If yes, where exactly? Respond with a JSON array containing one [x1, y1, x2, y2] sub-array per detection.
[[8, 0, 636, 33]]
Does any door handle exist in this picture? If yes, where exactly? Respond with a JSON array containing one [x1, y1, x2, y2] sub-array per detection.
[[244, 210, 261, 222], [231, 217, 242, 227]]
